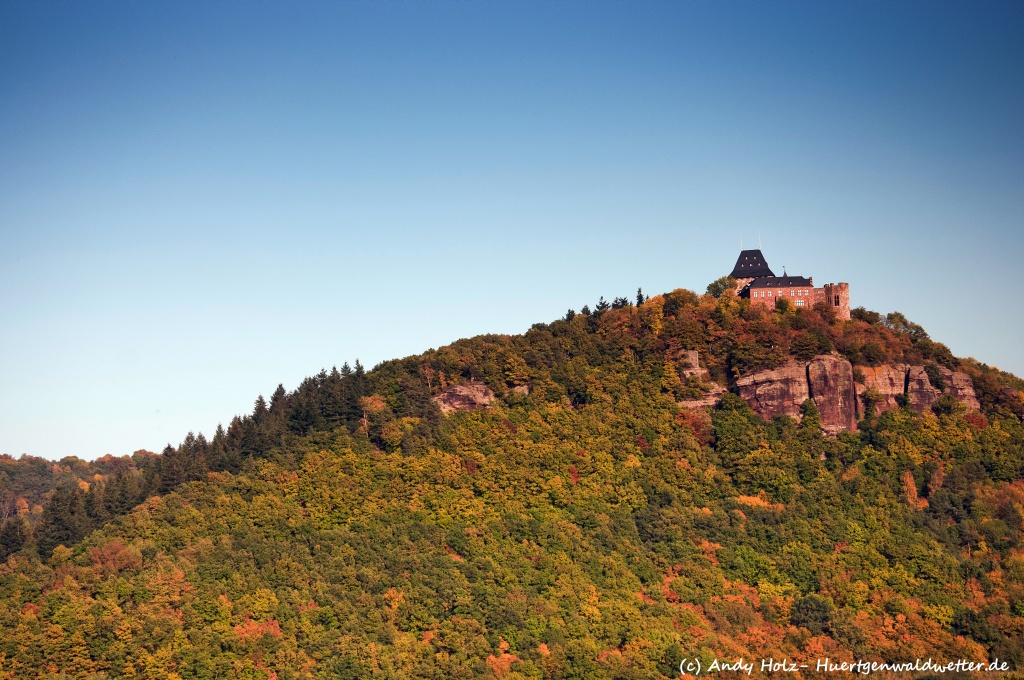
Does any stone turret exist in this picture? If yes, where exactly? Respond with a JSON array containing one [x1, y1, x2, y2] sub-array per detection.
[[822, 282, 850, 320]]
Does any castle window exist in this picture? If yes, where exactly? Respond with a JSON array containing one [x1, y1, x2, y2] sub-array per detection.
[[835, 295, 840, 306]]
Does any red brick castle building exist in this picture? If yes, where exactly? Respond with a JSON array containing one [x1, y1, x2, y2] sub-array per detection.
[[730, 249, 850, 320]]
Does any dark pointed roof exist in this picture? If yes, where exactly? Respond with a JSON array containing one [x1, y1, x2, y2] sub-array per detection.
[[730, 249, 775, 279]]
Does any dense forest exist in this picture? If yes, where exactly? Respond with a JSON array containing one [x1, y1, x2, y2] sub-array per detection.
[[1, 284, 1024, 678]]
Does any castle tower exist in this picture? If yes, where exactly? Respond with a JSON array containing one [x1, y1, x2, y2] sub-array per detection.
[[729, 249, 775, 291], [822, 282, 850, 320]]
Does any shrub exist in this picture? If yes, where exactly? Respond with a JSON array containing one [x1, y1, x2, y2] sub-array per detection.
[[924, 363, 947, 391]]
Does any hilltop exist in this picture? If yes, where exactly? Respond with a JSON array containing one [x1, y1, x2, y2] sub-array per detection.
[[1, 284, 1024, 678]]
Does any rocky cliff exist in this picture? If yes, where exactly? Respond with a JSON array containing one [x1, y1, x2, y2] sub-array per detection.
[[733, 355, 980, 433], [734, 357, 856, 435], [807, 355, 859, 433], [858, 363, 980, 415], [855, 365, 907, 413], [733, 361, 809, 422], [432, 381, 495, 415]]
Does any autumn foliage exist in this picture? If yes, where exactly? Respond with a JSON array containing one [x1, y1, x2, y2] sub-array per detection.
[[0, 288, 1022, 677]]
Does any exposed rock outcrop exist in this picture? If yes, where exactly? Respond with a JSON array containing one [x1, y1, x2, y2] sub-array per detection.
[[939, 367, 981, 412], [676, 351, 727, 410], [856, 364, 908, 414], [808, 355, 858, 434], [678, 383, 726, 410], [433, 381, 495, 415], [906, 365, 944, 413], [857, 364, 980, 415], [735, 361, 809, 422], [737, 355, 980, 433]]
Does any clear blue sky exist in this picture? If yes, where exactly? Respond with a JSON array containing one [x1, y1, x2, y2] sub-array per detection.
[[2, 1, 1022, 460]]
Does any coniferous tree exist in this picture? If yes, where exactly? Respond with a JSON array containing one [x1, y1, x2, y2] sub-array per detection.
[[241, 397, 273, 459], [0, 517, 25, 560], [322, 366, 345, 426], [102, 472, 136, 516], [253, 395, 269, 424], [178, 432, 209, 482], [84, 482, 108, 527], [269, 384, 288, 417], [158, 444, 185, 493], [37, 485, 89, 558]]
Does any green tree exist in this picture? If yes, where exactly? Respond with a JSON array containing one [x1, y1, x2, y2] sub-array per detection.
[[37, 484, 90, 559], [706, 276, 737, 298]]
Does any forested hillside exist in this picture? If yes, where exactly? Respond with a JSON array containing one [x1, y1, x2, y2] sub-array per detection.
[[2, 286, 1024, 678]]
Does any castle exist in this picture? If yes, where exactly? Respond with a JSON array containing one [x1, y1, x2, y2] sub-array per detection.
[[730, 249, 850, 320]]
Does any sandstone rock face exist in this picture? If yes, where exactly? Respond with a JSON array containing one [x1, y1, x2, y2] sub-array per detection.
[[856, 365, 907, 415], [939, 367, 981, 412], [735, 361, 809, 421], [906, 366, 943, 413], [807, 355, 858, 434], [678, 383, 726, 410], [855, 364, 979, 416], [433, 381, 495, 415], [676, 350, 727, 410], [736, 356, 981, 434]]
